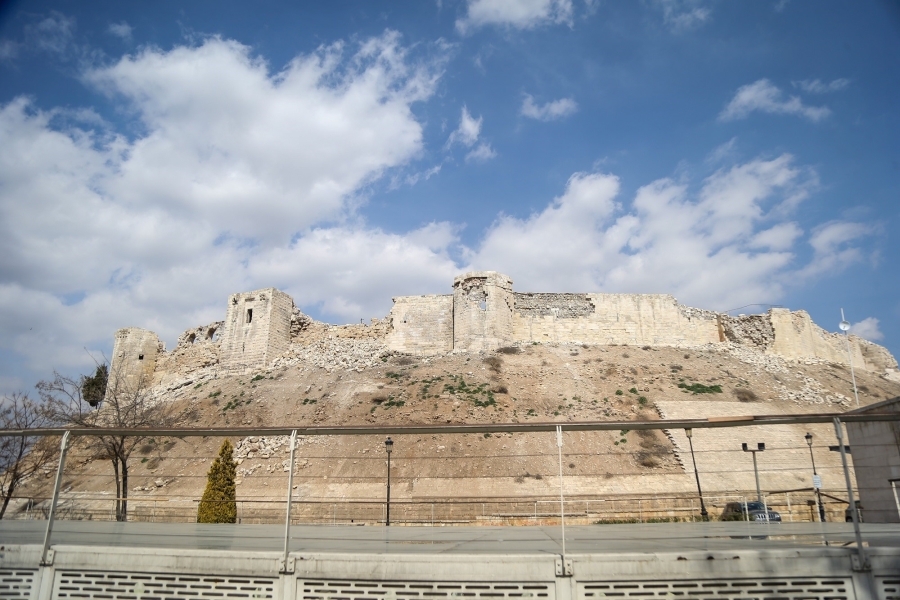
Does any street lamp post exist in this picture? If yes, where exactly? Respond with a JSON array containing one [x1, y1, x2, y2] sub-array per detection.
[[839, 309, 860, 409], [805, 432, 827, 523], [742, 442, 766, 502], [384, 437, 393, 527], [685, 429, 708, 521]]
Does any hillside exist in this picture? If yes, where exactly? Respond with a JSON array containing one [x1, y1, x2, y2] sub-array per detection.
[[13, 338, 900, 525]]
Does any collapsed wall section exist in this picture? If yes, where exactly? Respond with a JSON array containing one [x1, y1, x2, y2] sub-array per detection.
[[219, 288, 293, 371], [387, 295, 453, 355], [107, 327, 163, 398], [152, 321, 224, 385], [512, 293, 720, 346]]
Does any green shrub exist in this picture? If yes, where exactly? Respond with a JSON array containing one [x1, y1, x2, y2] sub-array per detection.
[[677, 382, 722, 394], [197, 440, 237, 524]]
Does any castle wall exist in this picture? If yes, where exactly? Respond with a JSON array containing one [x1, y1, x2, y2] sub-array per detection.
[[512, 293, 720, 347], [219, 288, 293, 371], [452, 272, 514, 352], [108, 327, 162, 397], [386, 295, 453, 355], [768, 308, 898, 375]]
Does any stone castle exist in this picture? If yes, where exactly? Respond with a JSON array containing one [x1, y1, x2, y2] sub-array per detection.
[[108, 271, 898, 394]]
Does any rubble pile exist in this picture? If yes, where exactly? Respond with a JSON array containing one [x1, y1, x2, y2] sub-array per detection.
[[234, 435, 294, 460], [273, 338, 388, 372], [778, 375, 851, 407]]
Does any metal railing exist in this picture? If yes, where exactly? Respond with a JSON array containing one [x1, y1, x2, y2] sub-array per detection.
[[3, 412, 899, 570]]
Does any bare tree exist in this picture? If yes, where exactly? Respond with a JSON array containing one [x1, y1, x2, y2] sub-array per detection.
[[0, 393, 58, 519], [38, 365, 182, 522]]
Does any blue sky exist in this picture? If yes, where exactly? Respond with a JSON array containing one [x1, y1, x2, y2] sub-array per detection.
[[0, 0, 898, 392]]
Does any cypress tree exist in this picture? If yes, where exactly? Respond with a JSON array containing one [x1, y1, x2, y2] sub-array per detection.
[[197, 439, 237, 523]]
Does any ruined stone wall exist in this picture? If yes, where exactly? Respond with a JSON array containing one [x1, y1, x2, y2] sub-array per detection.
[[512, 293, 720, 347], [768, 308, 899, 375], [107, 328, 163, 398], [386, 295, 453, 355], [452, 272, 515, 352], [219, 288, 293, 372], [720, 314, 775, 350], [152, 321, 223, 386]]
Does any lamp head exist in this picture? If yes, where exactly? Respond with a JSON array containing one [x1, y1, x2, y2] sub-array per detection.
[[758, 442, 765, 451], [685, 428, 692, 439], [385, 437, 393, 453], [742, 442, 748, 452], [805, 432, 813, 446]]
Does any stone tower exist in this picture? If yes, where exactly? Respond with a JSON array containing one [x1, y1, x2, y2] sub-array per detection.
[[107, 327, 162, 397], [452, 271, 514, 352], [219, 288, 293, 371]]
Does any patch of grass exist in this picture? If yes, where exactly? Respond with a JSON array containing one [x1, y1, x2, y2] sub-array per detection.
[[629, 387, 638, 394], [382, 397, 406, 409], [251, 374, 265, 382], [302, 398, 317, 405], [678, 382, 722, 394], [615, 389, 624, 396], [638, 396, 648, 405], [385, 371, 402, 379], [497, 346, 520, 354], [208, 390, 221, 398]]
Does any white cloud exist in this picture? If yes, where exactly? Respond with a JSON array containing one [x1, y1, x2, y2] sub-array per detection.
[[793, 78, 849, 94], [108, 22, 133, 41], [521, 94, 578, 121], [456, 0, 574, 33], [468, 155, 866, 312], [0, 40, 19, 62], [719, 79, 831, 122], [705, 137, 737, 164], [447, 106, 482, 147], [656, 0, 712, 32], [798, 221, 870, 278], [748, 222, 802, 251], [466, 143, 497, 162], [25, 11, 76, 55], [446, 106, 497, 162], [0, 31, 447, 387], [849, 317, 884, 342], [84, 32, 441, 243]]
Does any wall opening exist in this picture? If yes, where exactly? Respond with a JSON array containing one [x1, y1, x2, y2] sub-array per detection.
[[246, 308, 253, 323], [207, 327, 217, 341], [138, 354, 144, 360], [479, 300, 486, 311], [187, 333, 196, 344]]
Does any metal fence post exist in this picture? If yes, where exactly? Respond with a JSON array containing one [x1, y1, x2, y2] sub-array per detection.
[[555, 425, 567, 558], [833, 418, 869, 570], [280, 429, 298, 573], [40, 431, 70, 566]]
